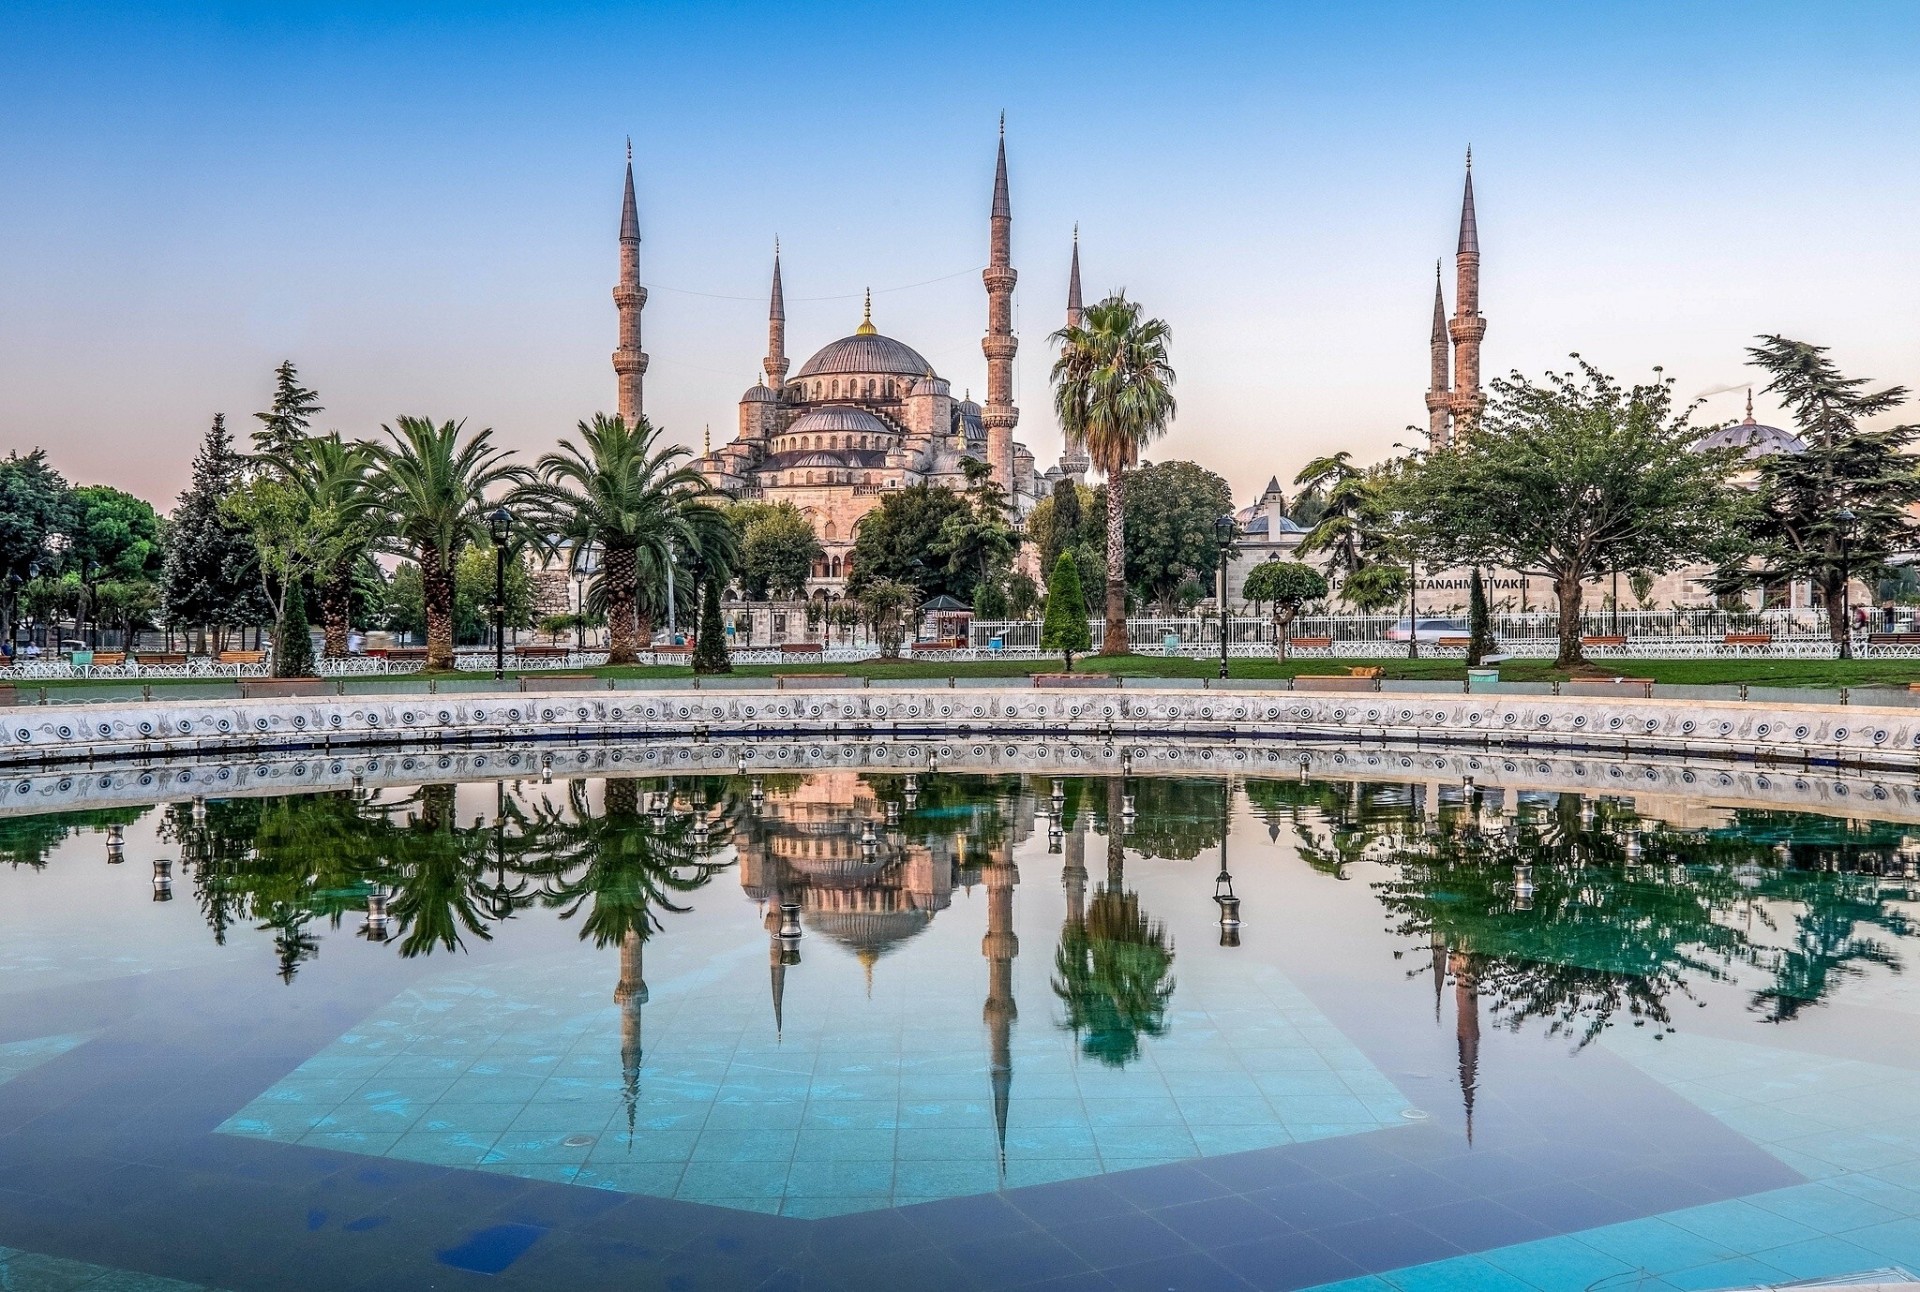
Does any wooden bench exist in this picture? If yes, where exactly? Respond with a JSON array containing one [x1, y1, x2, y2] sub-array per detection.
[[1870, 633, 1920, 646], [1581, 635, 1626, 649], [778, 642, 826, 658], [1436, 636, 1473, 649], [88, 651, 127, 667], [650, 645, 693, 659], [215, 650, 267, 665], [370, 647, 428, 662], [514, 645, 573, 660], [134, 652, 188, 667], [1723, 632, 1773, 646], [1287, 636, 1334, 650], [911, 638, 967, 653]]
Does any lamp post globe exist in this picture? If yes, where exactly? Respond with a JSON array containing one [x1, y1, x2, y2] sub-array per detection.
[[1214, 513, 1235, 679]]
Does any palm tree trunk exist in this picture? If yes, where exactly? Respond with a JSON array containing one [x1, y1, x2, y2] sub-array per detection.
[[320, 560, 353, 658], [423, 559, 456, 671], [604, 545, 640, 665], [1101, 466, 1128, 655]]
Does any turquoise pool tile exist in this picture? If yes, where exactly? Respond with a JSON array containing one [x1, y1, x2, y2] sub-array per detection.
[[779, 1195, 893, 1219], [1006, 1097, 1094, 1128], [896, 1100, 997, 1130], [894, 1128, 1001, 1162], [678, 1159, 789, 1201], [1845, 1216, 1920, 1267], [1001, 1159, 1088, 1189], [1756, 1235, 1888, 1280], [1578, 1218, 1732, 1275], [793, 1128, 896, 1161], [1267, 1095, 1374, 1125], [1381, 1256, 1538, 1292], [1080, 1097, 1186, 1128], [1481, 1237, 1641, 1292], [589, 1128, 700, 1164], [799, 1103, 901, 1131], [1001, 1125, 1098, 1159], [1188, 1124, 1292, 1156], [492, 1131, 600, 1165], [891, 1159, 1001, 1197], [1748, 1183, 1903, 1235], [1664, 1199, 1821, 1253], [444, 1073, 546, 1103], [300, 1130, 405, 1156], [389, 1130, 504, 1167], [506, 1102, 611, 1134], [1658, 1256, 1790, 1290], [703, 1099, 805, 1130], [410, 1101, 522, 1135], [783, 1159, 894, 1198], [574, 1161, 687, 1194], [1092, 1125, 1199, 1159], [690, 1129, 799, 1163], [308, 1102, 423, 1135]]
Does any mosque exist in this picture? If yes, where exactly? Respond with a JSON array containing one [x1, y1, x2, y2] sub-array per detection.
[[608, 126, 1086, 592]]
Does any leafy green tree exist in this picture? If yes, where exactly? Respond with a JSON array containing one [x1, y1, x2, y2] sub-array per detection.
[[162, 416, 270, 648], [380, 550, 533, 644], [1242, 560, 1327, 659], [1040, 552, 1091, 670], [366, 417, 528, 670], [692, 579, 730, 673], [928, 458, 1020, 600], [1293, 452, 1405, 608], [731, 500, 822, 599], [1006, 570, 1041, 619], [846, 483, 971, 597], [856, 578, 917, 658], [69, 485, 165, 583], [1117, 459, 1234, 612], [251, 360, 323, 460], [1466, 566, 1493, 665], [0, 449, 73, 642], [1712, 337, 1920, 652], [1409, 359, 1737, 666], [518, 414, 720, 664], [1051, 294, 1177, 654]]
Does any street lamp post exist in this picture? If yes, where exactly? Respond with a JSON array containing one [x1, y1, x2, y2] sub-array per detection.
[[488, 506, 512, 681], [5, 571, 20, 663], [666, 549, 677, 644], [1214, 513, 1235, 680], [1836, 507, 1857, 660]]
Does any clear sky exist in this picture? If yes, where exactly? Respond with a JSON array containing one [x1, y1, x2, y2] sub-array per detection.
[[2, 1, 1917, 511]]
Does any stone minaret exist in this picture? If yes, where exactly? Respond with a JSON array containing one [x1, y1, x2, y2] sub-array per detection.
[[764, 239, 788, 389], [1066, 225, 1083, 330], [981, 117, 1020, 494], [1425, 263, 1452, 449], [1447, 150, 1486, 435], [981, 838, 1019, 1176], [613, 140, 649, 424]]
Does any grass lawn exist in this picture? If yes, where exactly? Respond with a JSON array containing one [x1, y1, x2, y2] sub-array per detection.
[[29, 652, 1920, 693]]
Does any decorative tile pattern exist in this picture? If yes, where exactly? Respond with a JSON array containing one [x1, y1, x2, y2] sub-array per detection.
[[222, 948, 1409, 1218]]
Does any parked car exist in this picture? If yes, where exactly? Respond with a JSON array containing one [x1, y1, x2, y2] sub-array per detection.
[[1384, 618, 1468, 643]]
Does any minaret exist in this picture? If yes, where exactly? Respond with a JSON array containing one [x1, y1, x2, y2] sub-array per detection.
[[764, 240, 788, 389], [1066, 225, 1083, 330], [981, 116, 1020, 495], [1425, 262, 1453, 449], [613, 139, 649, 423], [614, 929, 648, 1140], [1450, 949, 1481, 1144], [1447, 149, 1486, 435], [981, 838, 1019, 1177]]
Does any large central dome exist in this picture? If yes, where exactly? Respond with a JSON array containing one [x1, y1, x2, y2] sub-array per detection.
[[795, 331, 934, 379]]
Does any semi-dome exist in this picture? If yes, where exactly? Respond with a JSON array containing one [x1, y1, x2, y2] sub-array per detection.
[[795, 332, 935, 379], [784, 405, 894, 437]]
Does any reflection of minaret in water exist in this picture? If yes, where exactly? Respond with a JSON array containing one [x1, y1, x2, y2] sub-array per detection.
[[1449, 950, 1480, 1144], [1430, 939, 1447, 1024], [614, 929, 647, 1140], [982, 837, 1020, 1177]]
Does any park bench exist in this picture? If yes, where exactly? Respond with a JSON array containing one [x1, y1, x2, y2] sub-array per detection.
[[1581, 635, 1627, 649], [371, 647, 428, 663], [778, 642, 826, 660], [1723, 632, 1773, 646], [1436, 636, 1473, 649], [1869, 633, 1920, 646], [87, 651, 127, 667], [1287, 636, 1334, 650], [215, 650, 267, 665], [514, 645, 572, 660], [911, 638, 967, 653], [134, 652, 188, 667], [650, 645, 694, 660]]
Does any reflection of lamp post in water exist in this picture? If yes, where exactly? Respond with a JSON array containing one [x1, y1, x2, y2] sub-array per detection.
[[1213, 779, 1241, 947]]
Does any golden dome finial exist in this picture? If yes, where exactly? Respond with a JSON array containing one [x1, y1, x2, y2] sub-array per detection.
[[856, 288, 876, 336]]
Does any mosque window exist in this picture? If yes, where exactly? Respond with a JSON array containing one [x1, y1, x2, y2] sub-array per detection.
[[831, 380, 840, 397], [885, 379, 895, 397], [866, 379, 876, 397], [807, 472, 815, 484]]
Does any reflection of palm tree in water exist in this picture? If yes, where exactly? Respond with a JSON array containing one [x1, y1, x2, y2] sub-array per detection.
[[1052, 779, 1175, 1068], [532, 776, 735, 1141]]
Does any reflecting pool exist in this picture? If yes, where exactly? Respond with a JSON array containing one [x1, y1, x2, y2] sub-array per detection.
[[5, 752, 1920, 1290]]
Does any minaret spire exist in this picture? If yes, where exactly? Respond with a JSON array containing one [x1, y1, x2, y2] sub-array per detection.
[[612, 142, 649, 423], [1066, 225, 1083, 330], [856, 287, 876, 336], [763, 238, 788, 389], [1425, 260, 1452, 449], [981, 117, 1020, 495], [1447, 148, 1486, 436], [1744, 387, 1756, 425]]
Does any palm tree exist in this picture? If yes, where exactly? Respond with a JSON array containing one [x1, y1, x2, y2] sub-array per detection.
[[1051, 294, 1176, 656], [519, 415, 725, 665], [269, 434, 376, 657], [366, 417, 526, 670]]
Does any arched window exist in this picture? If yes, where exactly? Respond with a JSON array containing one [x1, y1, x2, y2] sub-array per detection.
[[885, 379, 895, 397], [806, 471, 815, 484], [831, 379, 840, 398], [830, 555, 842, 577], [823, 520, 839, 542]]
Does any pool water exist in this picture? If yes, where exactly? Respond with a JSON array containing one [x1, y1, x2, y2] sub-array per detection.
[[4, 758, 1920, 1290]]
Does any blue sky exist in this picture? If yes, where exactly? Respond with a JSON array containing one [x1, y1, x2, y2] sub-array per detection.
[[2, 1, 1917, 505]]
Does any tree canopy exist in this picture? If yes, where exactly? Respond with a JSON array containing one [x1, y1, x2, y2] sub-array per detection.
[[162, 416, 271, 639], [730, 500, 822, 600], [1113, 459, 1234, 612]]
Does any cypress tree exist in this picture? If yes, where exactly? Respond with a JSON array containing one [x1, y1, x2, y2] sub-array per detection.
[[1467, 567, 1493, 667], [161, 415, 271, 648], [692, 579, 731, 674], [1041, 552, 1092, 671], [274, 580, 316, 677]]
